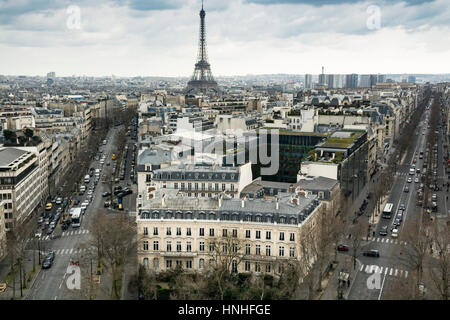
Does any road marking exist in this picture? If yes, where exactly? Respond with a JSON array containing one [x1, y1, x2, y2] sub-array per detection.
[[384, 268, 388, 275], [378, 272, 388, 300], [399, 270, 403, 277], [390, 268, 393, 276], [54, 296, 57, 300], [404, 271, 408, 278], [377, 238, 380, 242], [395, 269, 398, 276], [371, 237, 375, 241], [69, 248, 73, 254], [360, 264, 364, 271], [379, 267, 383, 273]]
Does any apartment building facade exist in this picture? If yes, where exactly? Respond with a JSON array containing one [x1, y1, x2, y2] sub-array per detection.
[[137, 190, 323, 275]]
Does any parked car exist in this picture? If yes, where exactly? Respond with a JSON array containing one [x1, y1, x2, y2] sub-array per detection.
[[404, 186, 409, 193], [337, 244, 349, 252], [399, 203, 406, 211], [45, 203, 53, 211], [104, 200, 111, 208], [42, 257, 53, 269], [102, 192, 111, 197], [363, 250, 380, 257]]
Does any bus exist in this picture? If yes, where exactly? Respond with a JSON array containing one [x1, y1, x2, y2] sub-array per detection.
[[382, 203, 394, 219], [71, 207, 83, 228]]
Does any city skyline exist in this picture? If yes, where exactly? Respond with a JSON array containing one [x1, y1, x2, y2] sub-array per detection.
[[0, 0, 449, 77]]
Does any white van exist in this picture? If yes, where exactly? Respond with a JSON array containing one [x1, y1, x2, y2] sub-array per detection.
[[409, 168, 415, 175], [84, 175, 90, 183]]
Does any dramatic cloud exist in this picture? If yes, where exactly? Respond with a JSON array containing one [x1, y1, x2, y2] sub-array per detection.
[[0, 0, 448, 76]]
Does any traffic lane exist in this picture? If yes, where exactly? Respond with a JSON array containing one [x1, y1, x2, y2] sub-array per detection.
[[27, 254, 70, 300]]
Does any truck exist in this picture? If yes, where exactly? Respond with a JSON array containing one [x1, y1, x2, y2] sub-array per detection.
[[84, 175, 90, 183]]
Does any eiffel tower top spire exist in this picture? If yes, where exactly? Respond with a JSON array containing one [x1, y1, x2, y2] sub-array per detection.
[[185, 1, 219, 95]]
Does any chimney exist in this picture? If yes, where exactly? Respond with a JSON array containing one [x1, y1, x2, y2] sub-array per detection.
[[241, 195, 246, 208], [218, 194, 222, 208], [161, 193, 166, 207], [276, 197, 279, 210]]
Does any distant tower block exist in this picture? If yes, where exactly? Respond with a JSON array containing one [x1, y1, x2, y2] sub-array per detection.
[[185, 1, 219, 95]]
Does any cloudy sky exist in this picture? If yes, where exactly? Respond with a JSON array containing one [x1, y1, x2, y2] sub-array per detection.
[[0, 0, 449, 77]]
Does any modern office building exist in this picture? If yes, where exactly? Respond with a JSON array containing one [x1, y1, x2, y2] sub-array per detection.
[[304, 74, 312, 89], [0, 147, 43, 230]]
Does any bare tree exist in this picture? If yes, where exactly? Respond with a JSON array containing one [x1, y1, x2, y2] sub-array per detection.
[[427, 219, 450, 300], [205, 234, 246, 300], [88, 211, 136, 299]]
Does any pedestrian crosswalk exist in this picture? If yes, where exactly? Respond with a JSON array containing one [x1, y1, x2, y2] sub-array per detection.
[[395, 172, 446, 179], [38, 229, 90, 241], [53, 247, 89, 255], [365, 237, 407, 245], [61, 229, 90, 237], [360, 264, 409, 279]]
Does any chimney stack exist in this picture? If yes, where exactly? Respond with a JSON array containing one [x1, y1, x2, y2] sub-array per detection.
[[218, 194, 222, 208], [241, 195, 246, 208], [161, 193, 166, 207], [276, 197, 279, 210]]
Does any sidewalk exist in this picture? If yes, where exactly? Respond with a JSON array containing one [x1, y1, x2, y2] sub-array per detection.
[[320, 254, 359, 300], [0, 249, 41, 300]]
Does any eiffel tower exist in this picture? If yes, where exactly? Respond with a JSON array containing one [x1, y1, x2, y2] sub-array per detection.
[[185, 1, 219, 94]]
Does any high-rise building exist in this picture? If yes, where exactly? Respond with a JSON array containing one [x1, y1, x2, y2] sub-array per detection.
[[370, 74, 378, 87], [407, 75, 416, 83], [304, 74, 312, 89], [377, 74, 386, 83], [318, 66, 326, 86], [359, 75, 371, 87], [345, 74, 358, 88]]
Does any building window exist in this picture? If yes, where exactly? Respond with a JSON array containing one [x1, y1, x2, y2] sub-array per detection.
[[200, 228, 204, 236], [256, 231, 261, 239], [153, 241, 159, 251], [195, 183, 198, 190], [166, 260, 172, 269], [265, 264, 271, 273], [245, 230, 251, 239], [174, 183, 178, 189], [222, 183, 226, 191], [143, 241, 149, 251], [143, 258, 149, 269], [256, 245, 261, 255], [222, 244, 228, 253], [266, 231, 271, 240], [176, 242, 182, 252], [209, 228, 214, 237], [290, 233, 295, 241], [186, 242, 192, 252], [232, 229, 237, 238], [186, 260, 192, 269], [186, 228, 192, 236], [167, 241, 172, 252], [290, 247, 295, 257], [245, 261, 251, 272], [188, 183, 192, 190], [199, 258, 204, 269], [166, 227, 171, 236], [153, 258, 159, 270], [279, 232, 285, 241], [201, 183, 205, 190], [209, 242, 215, 252], [199, 242, 205, 251], [153, 227, 158, 235], [266, 245, 271, 256], [255, 262, 261, 273], [176, 260, 182, 267], [279, 246, 285, 257], [181, 183, 185, 190], [222, 229, 227, 237], [232, 244, 238, 253], [232, 260, 237, 274], [215, 183, 219, 191], [230, 184, 234, 191], [245, 244, 250, 255], [143, 227, 148, 236], [176, 227, 181, 236]]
